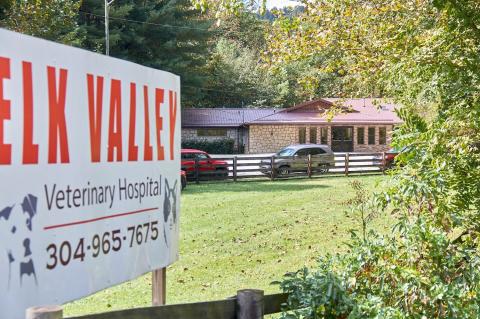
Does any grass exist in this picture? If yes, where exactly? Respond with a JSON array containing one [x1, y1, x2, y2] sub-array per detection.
[[65, 175, 391, 317]]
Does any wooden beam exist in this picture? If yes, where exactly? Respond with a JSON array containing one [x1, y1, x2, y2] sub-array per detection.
[[26, 306, 63, 319], [66, 292, 289, 319], [264, 293, 288, 315], [67, 299, 236, 319]]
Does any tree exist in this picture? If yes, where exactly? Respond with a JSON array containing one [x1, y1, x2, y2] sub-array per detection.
[[1, 0, 82, 45], [0, 0, 11, 20], [198, 9, 343, 108], [272, 0, 480, 317], [199, 38, 275, 107], [196, 11, 281, 107]]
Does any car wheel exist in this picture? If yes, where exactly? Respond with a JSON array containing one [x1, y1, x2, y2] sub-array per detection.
[[277, 166, 290, 176], [181, 176, 187, 190], [318, 164, 329, 174], [216, 168, 229, 179]]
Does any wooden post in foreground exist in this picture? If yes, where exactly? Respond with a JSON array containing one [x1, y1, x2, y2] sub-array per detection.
[[152, 267, 167, 306], [26, 306, 63, 319], [236, 289, 264, 319]]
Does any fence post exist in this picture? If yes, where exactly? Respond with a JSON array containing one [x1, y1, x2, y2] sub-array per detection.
[[345, 153, 349, 177], [26, 306, 63, 319], [233, 156, 238, 182], [307, 154, 312, 178], [152, 267, 166, 306], [195, 157, 200, 184], [236, 289, 264, 319], [270, 156, 275, 181], [382, 151, 386, 174]]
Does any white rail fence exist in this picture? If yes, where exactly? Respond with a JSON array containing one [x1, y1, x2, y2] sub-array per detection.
[[182, 152, 387, 183]]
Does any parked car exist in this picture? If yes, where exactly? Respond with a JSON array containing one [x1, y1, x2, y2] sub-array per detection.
[[260, 144, 335, 176], [181, 149, 229, 179], [181, 170, 187, 190], [375, 146, 407, 169]]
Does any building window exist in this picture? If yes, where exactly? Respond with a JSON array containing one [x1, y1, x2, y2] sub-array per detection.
[[320, 127, 328, 144], [368, 127, 376, 145], [345, 127, 353, 141], [357, 127, 365, 145], [197, 129, 227, 137], [309, 127, 317, 144], [298, 127, 307, 144], [379, 127, 387, 145]]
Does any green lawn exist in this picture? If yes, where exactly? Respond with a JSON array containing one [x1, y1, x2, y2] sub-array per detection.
[[65, 175, 391, 317]]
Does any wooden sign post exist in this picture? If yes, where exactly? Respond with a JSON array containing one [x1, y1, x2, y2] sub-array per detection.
[[26, 306, 63, 319], [152, 267, 167, 306]]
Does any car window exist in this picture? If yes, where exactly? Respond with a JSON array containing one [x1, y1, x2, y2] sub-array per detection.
[[277, 148, 295, 156], [295, 149, 308, 156], [389, 147, 408, 153], [310, 148, 326, 155], [181, 153, 196, 160], [196, 153, 210, 160]]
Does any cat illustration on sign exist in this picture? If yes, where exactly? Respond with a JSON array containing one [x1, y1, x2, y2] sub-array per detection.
[[163, 178, 178, 247]]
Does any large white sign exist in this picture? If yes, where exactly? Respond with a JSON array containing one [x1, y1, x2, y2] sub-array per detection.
[[0, 29, 181, 319]]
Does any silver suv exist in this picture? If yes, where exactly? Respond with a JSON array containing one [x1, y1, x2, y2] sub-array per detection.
[[260, 144, 335, 176]]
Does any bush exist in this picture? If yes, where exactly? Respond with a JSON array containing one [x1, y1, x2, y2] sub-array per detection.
[[278, 177, 480, 319], [182, 138, 236, 154]]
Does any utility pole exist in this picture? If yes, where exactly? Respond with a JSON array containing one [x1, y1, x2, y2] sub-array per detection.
[[105, 0, 116, 56]]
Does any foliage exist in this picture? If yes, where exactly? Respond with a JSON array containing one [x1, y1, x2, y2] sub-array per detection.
[[1, 0, 82, 45], [343, 180, 379, 241], [262, 6, 305, 22], [192, 3, 345, 108], [196, 11, 277, 107], [191, 0, 265, 18], [274, 0, 480, 318], [182, 138, 236, 154], [0, 0, 11, 20], [268, 55, 344, 106], [0, 0, 344, 108], [216, 10, 268, 51], [279, 221, 480, 318]]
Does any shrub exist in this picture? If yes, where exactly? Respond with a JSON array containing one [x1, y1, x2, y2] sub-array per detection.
[[181, 138, 236, 154], [278, 176, 480, 319]]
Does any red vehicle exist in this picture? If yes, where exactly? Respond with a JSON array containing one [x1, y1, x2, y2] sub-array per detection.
[[181, 149, 229, 179], [384, 150, 398, 168], [180, 170, 187, 190], [377, 146, 408, 169]]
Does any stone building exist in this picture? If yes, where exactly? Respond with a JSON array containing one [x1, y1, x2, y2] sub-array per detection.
[[181, 98, 402, 154], [181, 108, 276, 152]]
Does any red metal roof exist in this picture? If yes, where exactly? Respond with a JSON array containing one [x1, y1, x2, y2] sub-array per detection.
[[248, 98, 402, 125], [181, 99, 402, 128], [181, 108, 277, 128]]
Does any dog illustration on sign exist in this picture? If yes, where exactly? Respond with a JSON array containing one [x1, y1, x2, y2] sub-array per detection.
[[0, 194, 38, 289], [163, 178, 178, 247]]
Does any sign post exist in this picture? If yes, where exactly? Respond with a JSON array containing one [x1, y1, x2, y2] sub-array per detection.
[[152, 267, 167, 306], [0, 29, 181, 319]]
